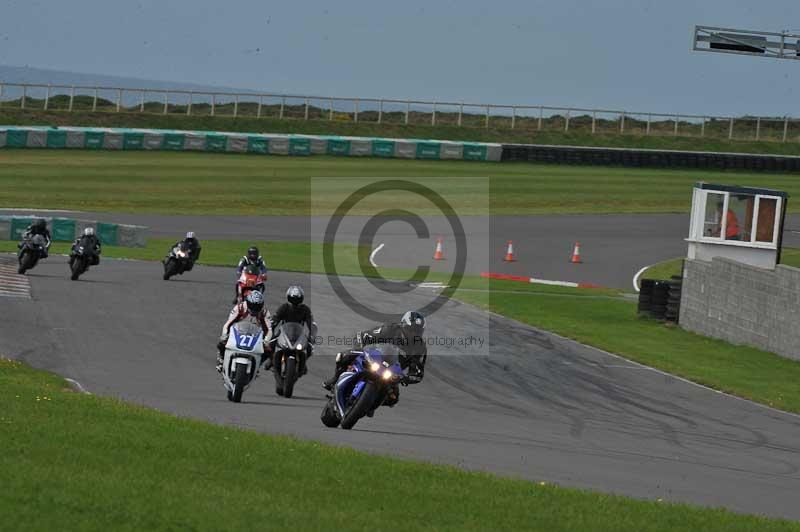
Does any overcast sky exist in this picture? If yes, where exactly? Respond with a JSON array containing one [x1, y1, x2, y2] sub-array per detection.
[[1, 0, 798, 116]]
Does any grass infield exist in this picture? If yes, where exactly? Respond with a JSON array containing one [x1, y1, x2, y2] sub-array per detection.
[[2, 358, 798, 532]]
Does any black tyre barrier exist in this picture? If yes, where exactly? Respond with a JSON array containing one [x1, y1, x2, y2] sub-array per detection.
[[638, 277, 682, 322], [638, 279, 656, 315]]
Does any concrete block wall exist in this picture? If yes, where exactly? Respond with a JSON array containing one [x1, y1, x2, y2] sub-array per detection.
[[680, 257, 800, 360]]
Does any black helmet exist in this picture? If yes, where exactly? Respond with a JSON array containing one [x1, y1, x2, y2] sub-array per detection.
[[286, 285, 304, 306], [247, 246, 259, 262], [34, 218, 46, 229], [245, 291, 264, 315], [401, 311, 425, 338]]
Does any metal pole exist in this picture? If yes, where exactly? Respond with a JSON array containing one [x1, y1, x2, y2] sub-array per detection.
[[69, 86, 75, 112], [511, 106, 516, 129], [646, 114, 651, 135], [279, 97, 285, 120], [485, 105, 490, 129], [140, 91, 145, 113], [458, 102, 463, 127], [211, 94, 216, 116], [329, 99, 333, 121], [92, 88, 97, 111], [116, 88, 122, 112], [0, 84, 3, 109], [674, 115, 679, 136], [163, 92, 169, 114], [701, 117, 706, 137], [729, 118, 734, 140], [591, 111, 596, 134], [755, 117, 761, 141], [405, 100, 410, 125], [187, 92, 192, 116], [783, 116, 789, 142], [620, 112, 625, 134], [257, 96, 262, 118], [44, 85, 51, 110], [234, 95, 239, 118], [304, 98, 309, 121], [431, 102, 436, 126], [564, 109, 570, 132], [354, 99, 358, 123], [538, 106, 543, 130], [21, 85, 26, 110], [378, 100, 383, 124]]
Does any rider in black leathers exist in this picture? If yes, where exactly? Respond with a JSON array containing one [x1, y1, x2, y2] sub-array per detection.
[[171, 231, 202, 270], [18, 219, 52, 258], [322, 311, 427, 395], [269, 286, 318, 372], [69, 227, 102, 266]]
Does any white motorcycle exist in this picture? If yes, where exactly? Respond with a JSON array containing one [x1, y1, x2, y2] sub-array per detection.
[[221, 320, 265, 403]]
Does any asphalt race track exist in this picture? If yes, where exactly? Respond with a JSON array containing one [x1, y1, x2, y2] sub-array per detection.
[[3, 256, 800, 520], [9, 210, 799, 288]]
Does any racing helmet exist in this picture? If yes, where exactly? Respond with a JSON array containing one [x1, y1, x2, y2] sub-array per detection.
[[245, 290, 264, 315], [286, 285, 304, 306], [34, 218, 47, 229], [247, 246, 259, 263], [401, 311, 425, 338], [83, 227, 95, 237], [186, 231, 195, 239]]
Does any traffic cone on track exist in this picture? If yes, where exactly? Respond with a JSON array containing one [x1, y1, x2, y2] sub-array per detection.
[[433, 238, 445, 260], [504, 240, 516, 262], [570, 242, 582, 264]]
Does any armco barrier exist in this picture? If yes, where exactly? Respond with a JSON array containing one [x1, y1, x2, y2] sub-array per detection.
[[2, 216, 147, 248], [501, 143, 800, 172], [0, 126, 503, 162]]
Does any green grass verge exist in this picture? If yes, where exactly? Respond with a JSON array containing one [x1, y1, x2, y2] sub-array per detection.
[[453, 289, 800, 413], [2, 358, 797, 532], [640, 249, 800, 282], [3, 150, 800, 215], [5, 107, 800, 156]]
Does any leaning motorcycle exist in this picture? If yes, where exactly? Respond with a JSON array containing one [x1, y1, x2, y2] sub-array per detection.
[[321, 344, 406, 430], [272, 321, 310, 398], [70, 239, 97, 281], [221, 320, 266, 403], [17, 234, 47, 274], [235, 264, 266, 303], [163, 241, 192, 280]]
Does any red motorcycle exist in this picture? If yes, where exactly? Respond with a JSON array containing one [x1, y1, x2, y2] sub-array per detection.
[[235, 264, 267, 303]]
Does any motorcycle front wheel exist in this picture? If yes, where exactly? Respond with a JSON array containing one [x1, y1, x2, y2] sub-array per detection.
[[341, 381, 378, 430]]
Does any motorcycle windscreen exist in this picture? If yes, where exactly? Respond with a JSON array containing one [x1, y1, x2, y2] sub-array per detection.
[[363, 344, 400, 367], [30, 234, 45, 246], [228, 321, 264, 353], [278, 322, 308, 349]]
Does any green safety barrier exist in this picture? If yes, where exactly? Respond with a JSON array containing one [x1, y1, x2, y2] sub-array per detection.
[[205, 134, 227, 152], [96, 222, 118, 246], [85, 131, 105, 149], [372, 140, 395, 157], [327, 139, 351, 156], [247, 137, 269, 153], [51, 218, 76, 241], [10, 217, 33, 239], [163, 133, 185, 150], [6, 130, 28, 148], [123, 133, 145, 150], [289, 138, 311, 156], [46, 130, 68, 148], [416, 142, 442, 159], [463, 144, 488, 161]]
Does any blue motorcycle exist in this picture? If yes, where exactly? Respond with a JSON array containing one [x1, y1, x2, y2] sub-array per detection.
[[321, 344, 407, 430]]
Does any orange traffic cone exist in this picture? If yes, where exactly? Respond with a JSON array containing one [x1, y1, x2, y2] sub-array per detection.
[[433, 238, 444, 260], [504, 240, 516, 262], [571, 242, 582, 264]]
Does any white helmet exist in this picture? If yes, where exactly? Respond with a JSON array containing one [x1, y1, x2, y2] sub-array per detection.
[[186, 231, 195, 239], [83, 227, 94, 236]]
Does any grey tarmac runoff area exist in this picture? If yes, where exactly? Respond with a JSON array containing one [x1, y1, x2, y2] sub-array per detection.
[[6, 209, 800, 289], [2, 256, 800, 520]]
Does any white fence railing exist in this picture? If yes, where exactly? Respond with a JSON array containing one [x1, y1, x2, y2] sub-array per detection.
[[0, 81, 796, 142]]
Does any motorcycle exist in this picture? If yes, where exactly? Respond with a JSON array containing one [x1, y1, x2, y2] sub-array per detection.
[[321, 344, 407, 430], [163, 241, 192, 280], [235, 264, 266, 303], [70, 238, 98, 281], [17, 234, 47, 274], [221, 320, 266, 403], [272, 322, 310, 398]]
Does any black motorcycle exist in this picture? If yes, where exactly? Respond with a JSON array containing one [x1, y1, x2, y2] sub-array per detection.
[[70, 238, 98, 281], [163, 241, 193, 280], [272, 322, 310, 398], [17, 234, 47, 274]]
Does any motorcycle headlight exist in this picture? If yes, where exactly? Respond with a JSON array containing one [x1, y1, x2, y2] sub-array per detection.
[[296, 343, 304, 351], [370, 362, 381, 372], [382, 369, 393, 380]]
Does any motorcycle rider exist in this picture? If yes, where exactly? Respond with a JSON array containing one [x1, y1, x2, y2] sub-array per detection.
[[234, 246, 268, 302], [217, 290, 273, 373], [69, 227, 102, 267], [18, 218, 52, 258], [169, 231, 202, 270], [270, 285, 318, 374], [322, 311, 427, 396]]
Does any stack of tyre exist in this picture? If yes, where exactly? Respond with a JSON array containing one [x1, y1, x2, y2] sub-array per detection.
[[638, 277, 681, 323]]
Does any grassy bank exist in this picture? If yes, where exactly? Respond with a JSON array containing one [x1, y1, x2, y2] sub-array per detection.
[[2, 150, 800, 215], [454, 289, 800, 413], [2, 358, 797, 532], [640, 248, 800, 281], [4, 107, 800, 156]]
